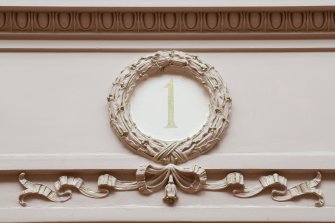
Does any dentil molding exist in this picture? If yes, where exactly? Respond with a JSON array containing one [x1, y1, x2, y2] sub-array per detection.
[[0, 7, 335, 39]]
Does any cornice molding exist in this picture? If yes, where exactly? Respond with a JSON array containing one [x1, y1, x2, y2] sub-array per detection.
[[0, 7, 335, 39]]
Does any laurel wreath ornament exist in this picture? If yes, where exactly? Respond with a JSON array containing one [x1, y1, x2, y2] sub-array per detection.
[[107, 50, 232, 164], [18, 51, 325, 208]]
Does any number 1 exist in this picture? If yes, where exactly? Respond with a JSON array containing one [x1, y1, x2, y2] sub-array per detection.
[[165, 79, 177, 128]]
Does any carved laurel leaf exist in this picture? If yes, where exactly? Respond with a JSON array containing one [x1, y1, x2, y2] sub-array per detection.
[[108, 50, 232, 164]]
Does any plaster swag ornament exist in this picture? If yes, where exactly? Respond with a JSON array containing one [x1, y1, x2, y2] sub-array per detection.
[[19, 166, 324, 207]]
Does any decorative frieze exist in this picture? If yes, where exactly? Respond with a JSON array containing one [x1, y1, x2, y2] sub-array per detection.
[[19, 164, 324, 207], [0, 9, 334, 38]]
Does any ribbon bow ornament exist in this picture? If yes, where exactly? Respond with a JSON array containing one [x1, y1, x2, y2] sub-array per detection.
[[19, 165, 324, 207]]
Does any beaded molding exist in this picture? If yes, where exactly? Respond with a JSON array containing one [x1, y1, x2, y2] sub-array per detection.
[[107, 50, 231, 164]]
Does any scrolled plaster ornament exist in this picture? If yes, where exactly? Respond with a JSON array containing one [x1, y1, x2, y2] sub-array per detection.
[[108, 50, 232, 165], [19, 173, 71, 206], [19, 166, 324, 207], [54, 176, 109, 199], [233, 173, 288, 198], [271, 172, 324, 207], [19, 173, 109, 206]]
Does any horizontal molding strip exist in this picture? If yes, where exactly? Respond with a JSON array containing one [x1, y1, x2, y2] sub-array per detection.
[[1, 206, 335, 222], [0, 39, 335, 52], [2, 0, 335, 8], [0, 6, 335, 40], [1, 153, 334, 171]]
